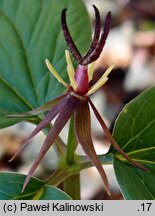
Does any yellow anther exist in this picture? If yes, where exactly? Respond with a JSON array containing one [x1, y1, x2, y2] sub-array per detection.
[[65, 50, 77, 90], [45, 59, 69, 89], [86, 65, 115, 96], [88, 61, 96, 81]]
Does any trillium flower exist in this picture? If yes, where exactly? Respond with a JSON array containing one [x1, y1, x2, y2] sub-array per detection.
[[9, 5, 148, 195]]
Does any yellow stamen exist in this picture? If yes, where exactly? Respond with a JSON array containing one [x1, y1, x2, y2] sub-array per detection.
[[45, 59, 69, 89], [86, 65, 115, 96], [65, 50, 77, 90], [88, 61, 96, 81]]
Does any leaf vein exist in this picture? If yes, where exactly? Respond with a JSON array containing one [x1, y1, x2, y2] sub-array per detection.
[[135, 172, 155, 199], [0, 9, 39, 105], [128, 147, 155, 155], [0, 76, 33, 110], [122, 119, 155, 150]]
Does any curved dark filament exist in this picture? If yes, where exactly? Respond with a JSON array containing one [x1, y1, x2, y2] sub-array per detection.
[[61, 6, 111, 66], [83, 5, 101, 60], [82, 12, 111, 65], [61, 9, 83, 64]]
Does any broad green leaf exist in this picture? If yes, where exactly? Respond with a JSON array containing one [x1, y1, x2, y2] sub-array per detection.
[[38, 185, 71, 200], [0, 172, 71, 200], [0, 0, 92, 128], [114, 157, 155, 199], [111, 86, 155, 199]]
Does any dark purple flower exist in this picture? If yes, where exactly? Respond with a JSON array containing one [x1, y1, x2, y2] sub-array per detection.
[[9, 5, 148, 195]]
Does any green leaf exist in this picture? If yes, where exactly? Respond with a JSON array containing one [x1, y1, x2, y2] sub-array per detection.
[[111, 86, 155, 199], [0, 0, 92, 128], [38, 185, 71, 200], [114, 157, 155, 199], [0, 172, 71, 200]]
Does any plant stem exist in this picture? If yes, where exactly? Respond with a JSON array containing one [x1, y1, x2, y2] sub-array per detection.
[[63, 116, 81, 199], [66, 116, 77, 165], [46, 153, 113, 186], [63, 174, 80, 199]]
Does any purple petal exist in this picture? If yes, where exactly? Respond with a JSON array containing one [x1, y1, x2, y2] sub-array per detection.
[[61, 9, 83, 64], [88, 98, 149, 172], [22, 94, 79, 192], [74, 101, 111, 195], [7, 93, 67, 118], [9, 96, 67, 162], [83, 5, 101, 61]]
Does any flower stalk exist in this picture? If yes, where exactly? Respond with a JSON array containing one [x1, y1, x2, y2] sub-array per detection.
[[66, 116, 77, 165], [63, 116, 80, 199]]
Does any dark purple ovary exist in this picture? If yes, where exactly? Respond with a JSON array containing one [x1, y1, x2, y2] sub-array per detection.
[[74, 65, 89, 95]]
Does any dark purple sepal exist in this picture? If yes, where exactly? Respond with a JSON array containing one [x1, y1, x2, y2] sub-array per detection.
[[74, 100, 111, 195], [88, 98, 149, 172], [7, 93, 67, 117], [9, 96, 68, 162], [22, 94, 80, 192]]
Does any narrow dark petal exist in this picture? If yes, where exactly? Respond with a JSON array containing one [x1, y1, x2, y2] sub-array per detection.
[[74, 101, 111, 196], [22, 94, 79, 192], [9, 97, 67, 162], [7, 93, 67, 117], [88, 98, 149, 172], [82, 12, 111, 65], [61, 9, 83, 64], [83, 5, 101, 60]]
